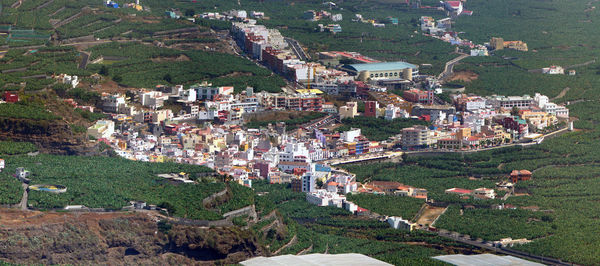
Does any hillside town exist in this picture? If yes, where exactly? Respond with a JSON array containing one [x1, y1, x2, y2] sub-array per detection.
[[0, 9, 557, 239], [62, 10, 572, 216]]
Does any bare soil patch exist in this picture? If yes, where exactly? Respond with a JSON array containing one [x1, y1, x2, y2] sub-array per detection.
[[150, 54, 190, 63], [416, 206, 446, 226], [448, 71, 478, 82]]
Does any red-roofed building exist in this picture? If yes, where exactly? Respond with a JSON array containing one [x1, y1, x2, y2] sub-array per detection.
[[443, 1, 463, 15], [445, 187, 473, 195], [326, 181, 338, 192], [510, 170, 532, 183], [3, 92, 18, 103]]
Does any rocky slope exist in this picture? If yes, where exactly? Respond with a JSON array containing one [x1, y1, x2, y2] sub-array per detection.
[[0, 208, 264, 265], [0, 117, 90, 155]]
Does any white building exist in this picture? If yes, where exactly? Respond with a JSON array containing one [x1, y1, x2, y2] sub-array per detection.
[[87, 120, 115, 139], [534, 93, 569, 118], [465, 98, 487, 111], [279, 142, 311, 162], [542, 66, 564, 75], [385, 104, 409, 120], [61, 74, 79, 88], [387, 216, 417, 231], [178, 88, 197, 102], [194, 85, 234, 100], [140, 91, 168, 109], [250, 11, 264, 18], [102, 94, 127, 113], [487, 95, 532, 109], [473, 188, 495, 199], [340, 128, 361, 142], [443, 1, 463, 16], [306, 189, 346, 207], [302, 172, 317, 193], [402, 125, 433, 147], [470, 48, 489, 56]]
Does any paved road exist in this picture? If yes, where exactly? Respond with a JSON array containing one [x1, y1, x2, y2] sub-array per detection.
[[79, 51, 90, 69], [438, 53, 469, 81], [433, 230, 573, 265], [285, 37, 310, 61], [301, 114, 337, 131], [18, 183, 28, 210]]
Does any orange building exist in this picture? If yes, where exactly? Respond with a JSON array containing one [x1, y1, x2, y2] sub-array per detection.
[[510, 170, 532, 183]]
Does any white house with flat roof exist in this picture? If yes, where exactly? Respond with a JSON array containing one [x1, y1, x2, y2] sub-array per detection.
[[87, 120, 115, 139]]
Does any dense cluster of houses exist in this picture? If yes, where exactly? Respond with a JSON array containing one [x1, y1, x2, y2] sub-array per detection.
[[197, 9, 266, 24], [91, 81, 402, 188], [396, 92, 569, 150]]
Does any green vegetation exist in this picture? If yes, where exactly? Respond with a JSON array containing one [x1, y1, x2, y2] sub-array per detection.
[[219, 183, 254, 213], [0, 141, 37, 155], [250, 180, 473, 265], [346, 194, 424, 220], [176, 0, 457, 73], [0, 102, 59, 120], [337, 117, 429, 141], [2, 0, 600, 264], [435, 205, 554, 240], [86, 42, 285, 92], [74, 108, 106, 122], [1, 155, 233, 220], [339, 99, 600, 264], [245, 111, 326, 130], [0, 174, 24, 205], [0, 47, 85, 91]]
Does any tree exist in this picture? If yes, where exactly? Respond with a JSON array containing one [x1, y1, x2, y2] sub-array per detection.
[[511, 106, 520, 116], [157, 220, 172, 234], [99, 65, 109, 76], [184, 9, 195, 17], [316, 179, 323, 188], [163, 73, 173, 83], [113, 74, 123, 83]]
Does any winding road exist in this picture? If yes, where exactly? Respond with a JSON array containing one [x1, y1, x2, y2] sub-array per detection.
[[18, 183, 28, 210], [438, 53, 470, 81], [433, 230, 573, 266]]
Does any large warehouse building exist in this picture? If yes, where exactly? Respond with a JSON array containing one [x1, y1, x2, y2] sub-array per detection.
[[341, 61, 418, 81]]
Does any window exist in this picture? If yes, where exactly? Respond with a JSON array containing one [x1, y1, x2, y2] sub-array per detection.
[[370, 74, 374, 78], [385, 73, 388, 77], [375, 73, 379, 77], [394, 72, 398, 76]]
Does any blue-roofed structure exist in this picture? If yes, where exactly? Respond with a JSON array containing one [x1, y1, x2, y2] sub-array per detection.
[[341, 61, 418, 80]]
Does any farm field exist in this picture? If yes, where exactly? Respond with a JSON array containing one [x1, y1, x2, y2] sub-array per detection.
[[0, 154, 256, 221], [250, 181, 477, 265], [86, 42, 285, 91]]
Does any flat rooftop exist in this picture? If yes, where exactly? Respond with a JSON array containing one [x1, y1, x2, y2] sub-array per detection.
[[241, 253, 392, 266], [433, 254, 543, 266], [342, 61, 418, 73]]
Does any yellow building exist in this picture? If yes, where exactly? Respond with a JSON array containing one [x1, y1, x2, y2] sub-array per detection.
[[150, 155, 166, 163], [339, 102, 358, 119], [521, 110, 556, 130], [490, 37, 504, 50], [457, 127, 471, 140], [504, 41, 528, 51]]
